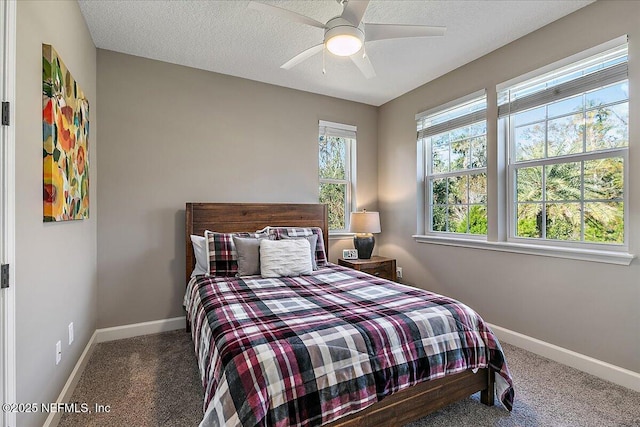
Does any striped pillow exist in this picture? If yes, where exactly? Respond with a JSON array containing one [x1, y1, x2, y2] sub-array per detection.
[[266, 227, 328, 267], [204, 231, 267, 277]]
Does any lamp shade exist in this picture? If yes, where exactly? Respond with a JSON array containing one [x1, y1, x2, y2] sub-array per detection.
[[349, 211, 381, 234]]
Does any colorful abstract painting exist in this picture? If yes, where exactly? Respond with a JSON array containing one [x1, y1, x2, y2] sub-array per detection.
[[42, 44, 89, 221]]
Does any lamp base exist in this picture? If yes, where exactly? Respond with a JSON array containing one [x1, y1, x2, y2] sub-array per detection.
[[353, 235, 375, 259]]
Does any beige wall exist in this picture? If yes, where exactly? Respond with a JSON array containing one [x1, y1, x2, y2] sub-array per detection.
[[15, 1, 98, 426], [377, 1, 640, 373], [96, 50, 378, 328]]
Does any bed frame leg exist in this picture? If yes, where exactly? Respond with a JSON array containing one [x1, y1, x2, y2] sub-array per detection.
[[480, 368, 495, 406]]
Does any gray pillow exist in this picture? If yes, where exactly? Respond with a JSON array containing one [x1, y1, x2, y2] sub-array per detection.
[[233, 236, 263, 276], [282, 234, 318, 270]]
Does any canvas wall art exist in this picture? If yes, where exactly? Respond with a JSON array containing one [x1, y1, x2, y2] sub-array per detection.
[[42, 44, 89, 222]]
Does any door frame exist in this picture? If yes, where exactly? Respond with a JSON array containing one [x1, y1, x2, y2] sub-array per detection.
[[0, 0, 17, 425]]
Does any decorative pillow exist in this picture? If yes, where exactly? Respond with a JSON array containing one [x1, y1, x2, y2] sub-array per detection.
[[266, 227, 328, 267], [190, 235, 209, 277], [205, 231, 267, 277], [260, 239, 313, 278], [281, 234, 318, 270], [233, 236, 264, 277]]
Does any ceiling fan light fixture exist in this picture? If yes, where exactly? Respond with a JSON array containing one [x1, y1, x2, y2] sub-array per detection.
[[326, 34, 362, 56], [324, 22, 364, 56]]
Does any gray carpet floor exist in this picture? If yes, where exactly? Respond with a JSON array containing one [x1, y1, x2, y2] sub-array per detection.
[[59, 330, 640, 427]]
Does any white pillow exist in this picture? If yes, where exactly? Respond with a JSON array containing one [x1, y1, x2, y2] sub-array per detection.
[[190, 235, 209, 277], [281, 234, 318, 270], [260, 238, 312, 278]]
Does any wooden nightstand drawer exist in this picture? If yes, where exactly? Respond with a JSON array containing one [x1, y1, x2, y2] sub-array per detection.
[[359, 263, 393, 279], [338, 256, 397, 282]]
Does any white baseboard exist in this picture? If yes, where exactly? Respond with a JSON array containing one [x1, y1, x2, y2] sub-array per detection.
[[95, 316, 186, 343], [488, 322, 640, 392], [43, 330, 98, 427], [43, 317, 187, 426]]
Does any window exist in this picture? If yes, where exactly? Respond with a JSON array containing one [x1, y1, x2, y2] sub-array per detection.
[[499, 43, 628, 247], [414, 38, 633, 264], [319, 120, 356, 232], [417, 92, 487, 235]]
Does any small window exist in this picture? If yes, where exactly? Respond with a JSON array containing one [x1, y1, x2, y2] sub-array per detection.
[[417, 92, 487, 236], [499, 43, 628, 246], [319, 121, 356, 232]]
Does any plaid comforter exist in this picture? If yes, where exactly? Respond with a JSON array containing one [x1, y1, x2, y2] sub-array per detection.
[[184, 264, 514, 427]]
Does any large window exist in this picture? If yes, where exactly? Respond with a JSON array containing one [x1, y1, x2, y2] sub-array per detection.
[[499, 44, 628, 246], [319, 120, 356, 232], [417, 92, 487, 235], [414, 38, 632, 264]]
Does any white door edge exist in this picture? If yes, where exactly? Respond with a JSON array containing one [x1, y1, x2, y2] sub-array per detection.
[[1, 0, 17, 426]]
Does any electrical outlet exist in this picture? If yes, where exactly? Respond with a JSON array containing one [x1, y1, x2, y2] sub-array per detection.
[[68, 322, 74, 345], [56, 341, 62, 365], [396, 267, 403, 279]]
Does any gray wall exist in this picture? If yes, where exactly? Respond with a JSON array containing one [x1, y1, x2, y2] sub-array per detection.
[[15, 1, 98, 426], [96, 50, 378, 328], [377, 0, 640, 373]]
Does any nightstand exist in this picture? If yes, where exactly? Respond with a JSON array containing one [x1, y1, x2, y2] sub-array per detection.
[[338, 256, 397, 282]]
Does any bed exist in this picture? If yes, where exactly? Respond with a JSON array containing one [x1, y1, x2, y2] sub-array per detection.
[[185, 202, 514, 427]]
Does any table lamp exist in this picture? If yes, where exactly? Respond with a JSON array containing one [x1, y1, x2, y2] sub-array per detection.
[[349, 210, 381, 259]]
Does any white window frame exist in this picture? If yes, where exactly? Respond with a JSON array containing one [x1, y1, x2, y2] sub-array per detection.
[[506, 140, 629, 251], [417, 90, 487, 239], [319, 120, 357, 235], [501, 43, 629, 252], [413, 36, 634, 266]]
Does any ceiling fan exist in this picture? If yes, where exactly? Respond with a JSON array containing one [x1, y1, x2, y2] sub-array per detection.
[[248, 0, 446, 79]]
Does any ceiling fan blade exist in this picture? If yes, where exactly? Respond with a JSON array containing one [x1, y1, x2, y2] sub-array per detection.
[[248, 1, 326, 29], [364, 23, 446, 42], [281, 44, 324, 70], [341, 0, 370, 26], [350, 53, 376, 79]]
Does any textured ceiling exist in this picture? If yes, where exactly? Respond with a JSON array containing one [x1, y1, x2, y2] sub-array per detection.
[[78, 0, 593, 106]]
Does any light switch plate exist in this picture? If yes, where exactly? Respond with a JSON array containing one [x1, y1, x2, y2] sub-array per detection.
[[342, 249, 358, 260]]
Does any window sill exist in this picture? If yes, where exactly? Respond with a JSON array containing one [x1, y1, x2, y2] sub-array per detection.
[[412, 235, 634, 266], [329, 232, 355, 240]]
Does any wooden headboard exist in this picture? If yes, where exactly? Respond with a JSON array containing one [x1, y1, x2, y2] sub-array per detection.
[[185, 203, 329, 283]]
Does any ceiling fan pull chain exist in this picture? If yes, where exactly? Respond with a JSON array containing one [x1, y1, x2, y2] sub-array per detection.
[[322, 46, 326, 75]]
